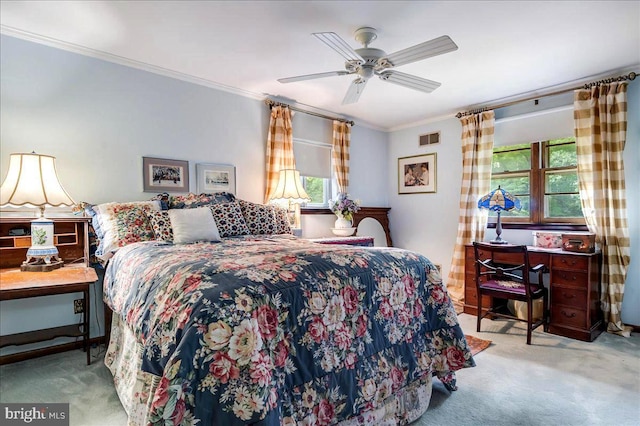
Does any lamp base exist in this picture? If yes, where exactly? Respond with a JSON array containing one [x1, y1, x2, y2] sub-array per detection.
[[489, 239, 509, 245], [21, 259, 64, 272]]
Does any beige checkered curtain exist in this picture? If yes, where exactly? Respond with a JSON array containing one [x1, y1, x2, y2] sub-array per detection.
[[447, 111, 495, 310], [332, 120, 351, 193], [264, 105, 296, 203], [574, 82, 632, 337]]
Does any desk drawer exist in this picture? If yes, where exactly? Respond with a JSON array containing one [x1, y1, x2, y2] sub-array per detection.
[[528, 252, 549, 269], [551, 254, 589, 271], [551, 305, 586, 329], [552, 270, 589, 288], [552, 286, 587, 308]]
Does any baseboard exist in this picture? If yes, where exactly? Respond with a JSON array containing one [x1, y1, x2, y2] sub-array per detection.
[[0, 336, 106, 365]]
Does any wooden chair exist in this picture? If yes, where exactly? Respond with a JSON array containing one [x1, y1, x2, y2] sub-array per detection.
[[473, 242, 549, 344]]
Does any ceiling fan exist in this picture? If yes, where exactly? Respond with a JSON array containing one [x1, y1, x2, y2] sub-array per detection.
[[278, 27, 458, 104]]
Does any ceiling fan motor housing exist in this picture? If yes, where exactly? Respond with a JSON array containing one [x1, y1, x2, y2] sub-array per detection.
[[348, 48, 387, 79]]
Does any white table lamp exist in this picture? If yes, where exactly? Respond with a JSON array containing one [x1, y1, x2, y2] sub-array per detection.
[[0, 153, 75, 271], [269, 169, 311, 229]]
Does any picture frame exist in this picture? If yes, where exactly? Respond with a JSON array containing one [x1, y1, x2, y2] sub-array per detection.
[[398, 153, 437, 194], [196, 163, 236, 195], [143, 157, 189, 193]]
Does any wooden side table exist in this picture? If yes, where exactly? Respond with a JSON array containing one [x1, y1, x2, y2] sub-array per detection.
[[0, 266, 98, 365]]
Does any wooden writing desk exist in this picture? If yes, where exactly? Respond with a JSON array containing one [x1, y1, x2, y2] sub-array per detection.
[[464, 244, 603, 342]]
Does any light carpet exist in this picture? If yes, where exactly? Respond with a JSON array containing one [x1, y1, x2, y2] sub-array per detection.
[[1, 313, 638, 425]]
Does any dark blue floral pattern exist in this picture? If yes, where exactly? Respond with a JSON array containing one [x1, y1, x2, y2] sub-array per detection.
[[104, 235, 474, 425]]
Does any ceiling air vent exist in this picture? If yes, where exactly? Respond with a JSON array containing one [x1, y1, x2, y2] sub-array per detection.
[[419, 131, 440, 146]]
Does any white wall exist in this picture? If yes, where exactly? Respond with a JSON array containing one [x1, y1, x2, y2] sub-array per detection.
[[387, 118, 463, 276], [0, 35, 390, 352]]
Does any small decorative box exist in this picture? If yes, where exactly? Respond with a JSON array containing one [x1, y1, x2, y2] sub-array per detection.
[[561, 233, 596, 253], [532, 231, 563, 248]]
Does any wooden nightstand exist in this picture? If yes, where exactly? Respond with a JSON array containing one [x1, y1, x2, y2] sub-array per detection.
[[0, 266, 98, 365], [308, 236, 375, 247], [0, 216, 97, 364]]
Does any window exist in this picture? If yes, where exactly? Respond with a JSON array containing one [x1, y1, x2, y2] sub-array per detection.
[[293, 139, 333, 207], [490, 137, 584, 225], [301, 176, 331, 206]]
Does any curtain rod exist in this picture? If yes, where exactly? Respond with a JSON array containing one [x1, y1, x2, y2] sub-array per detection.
[[456, 71, 637, 118], [264, 99, 354, 126]]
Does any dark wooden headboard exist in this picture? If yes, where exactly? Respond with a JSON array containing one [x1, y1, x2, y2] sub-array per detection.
[[352, 207, 392, 247]]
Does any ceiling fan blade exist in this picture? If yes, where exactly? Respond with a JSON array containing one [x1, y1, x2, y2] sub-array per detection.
[[378, 70, 441, 93], [342, 78, 368, 105], [379, 35, 458, 68], [278, 70, 350, 84], [312, 32, 364, 63]]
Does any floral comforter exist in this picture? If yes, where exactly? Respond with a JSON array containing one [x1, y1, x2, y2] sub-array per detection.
[[103, 235, 474, 425]]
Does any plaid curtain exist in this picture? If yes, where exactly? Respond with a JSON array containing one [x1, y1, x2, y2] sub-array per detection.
[[447, 111, 495, 310], [574, 82, 631, 337], [264, 105, 296, 203], [332, 120, 351, 193]]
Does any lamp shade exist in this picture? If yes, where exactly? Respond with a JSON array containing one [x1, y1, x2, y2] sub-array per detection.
[[269, 169, 311, 203], [477, 185, 521, 212], [1, 153, 75, 209]]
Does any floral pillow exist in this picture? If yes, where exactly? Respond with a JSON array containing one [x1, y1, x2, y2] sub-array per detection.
[[146, 210, 173, 242], [209, 202, 250, 237], [273, 206, 293, 235], [237, 200, 276, 235], [95, 200, 161, 262]]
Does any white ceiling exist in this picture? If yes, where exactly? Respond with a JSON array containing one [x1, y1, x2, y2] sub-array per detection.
[[1, 1, 639, 131]]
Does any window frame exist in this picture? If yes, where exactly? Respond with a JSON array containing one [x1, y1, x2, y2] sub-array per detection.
[[490, 138, 587, 230]]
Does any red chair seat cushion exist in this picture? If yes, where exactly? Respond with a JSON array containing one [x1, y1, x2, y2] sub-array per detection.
[[479, 280, 544, 297]]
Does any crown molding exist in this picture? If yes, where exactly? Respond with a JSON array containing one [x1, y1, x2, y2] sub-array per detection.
[[0, 25, 265, 101]]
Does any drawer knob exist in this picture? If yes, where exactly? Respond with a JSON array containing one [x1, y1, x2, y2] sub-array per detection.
[[561, 310, 576, 318], [561, 273, 577, 281]]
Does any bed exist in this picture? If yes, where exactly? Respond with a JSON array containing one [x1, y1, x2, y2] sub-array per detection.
[[94, 194, 475, 425]]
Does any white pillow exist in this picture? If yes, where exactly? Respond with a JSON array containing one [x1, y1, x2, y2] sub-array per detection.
[[168, 207, 221, 244]]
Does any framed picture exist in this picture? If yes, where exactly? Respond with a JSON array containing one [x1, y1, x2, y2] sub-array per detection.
[[143, 157, 189, 192], [398, 153, 437, 194], [196, 163, 236, 195]]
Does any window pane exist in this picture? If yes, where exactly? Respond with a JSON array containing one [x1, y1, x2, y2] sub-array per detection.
[[490, 174, 530, 196], [492, 144, 530, 173], [547, 138, 577, 168], [546, 194, 583, 218], [546, 170, 578, 194], [302, 176, 326, 204]]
